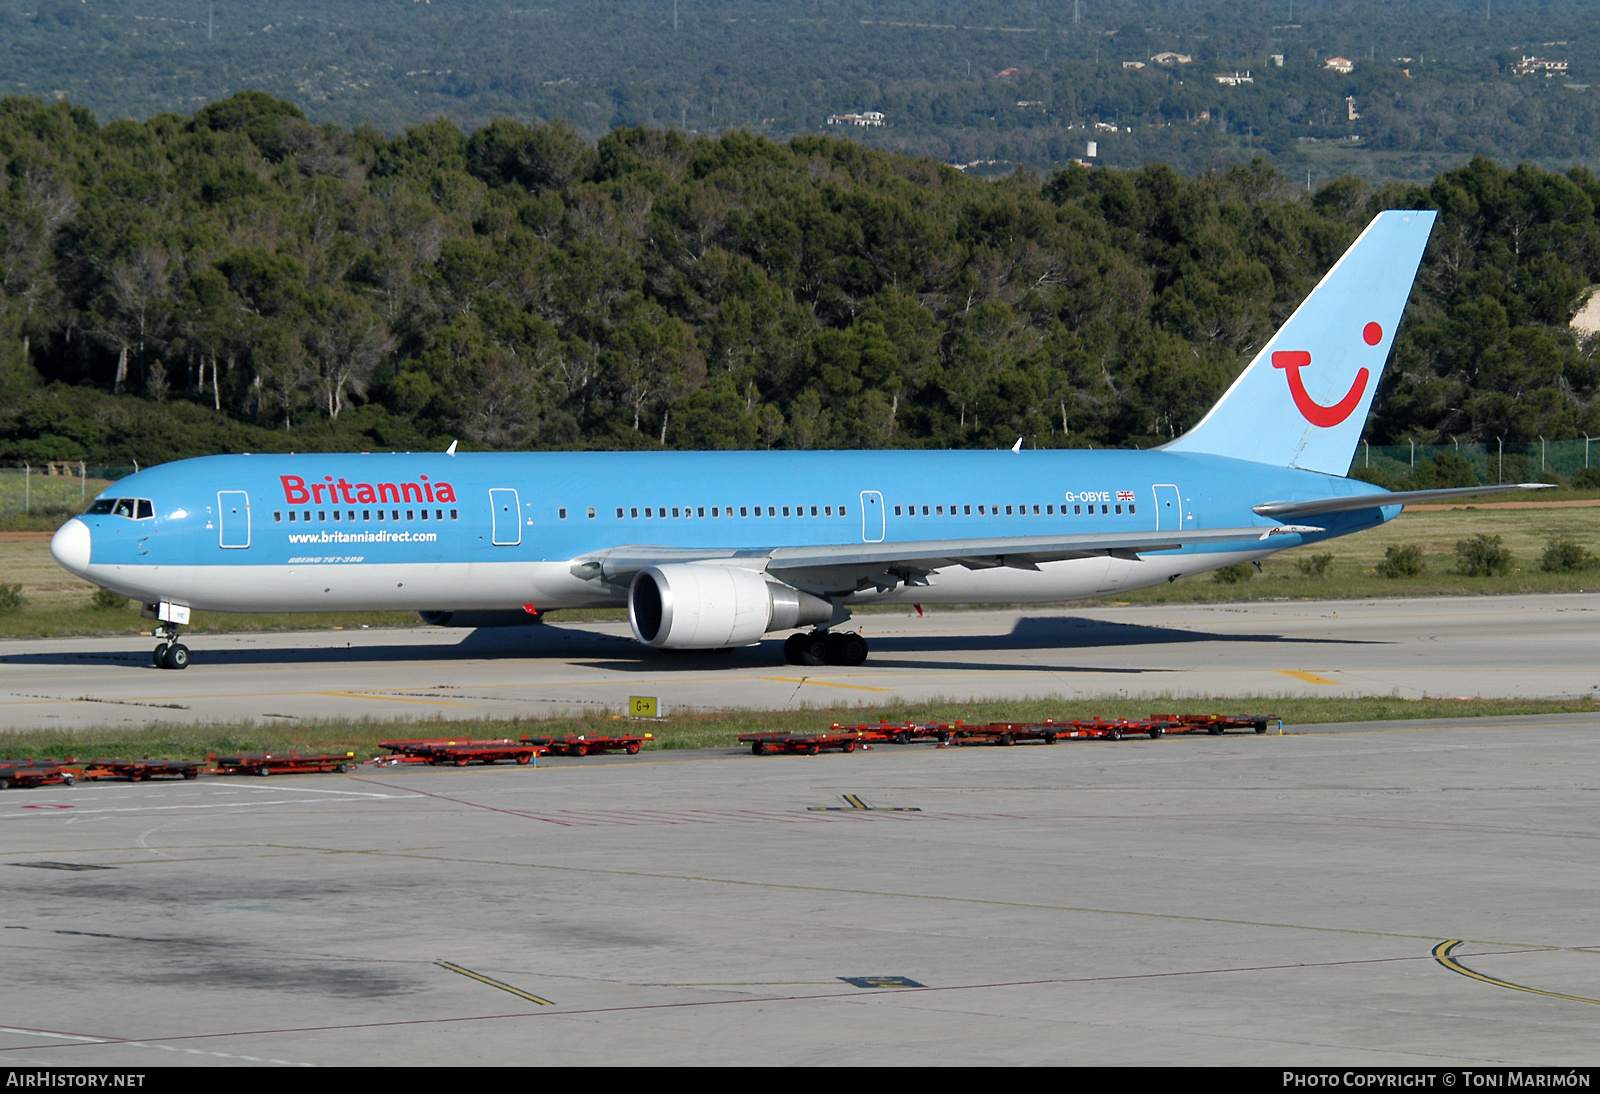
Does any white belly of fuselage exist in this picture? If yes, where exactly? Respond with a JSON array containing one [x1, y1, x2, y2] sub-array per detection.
[[83, 547, 1275, 615]]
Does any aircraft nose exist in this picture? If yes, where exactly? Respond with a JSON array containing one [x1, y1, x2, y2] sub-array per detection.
[[50, 518, 92, 576]]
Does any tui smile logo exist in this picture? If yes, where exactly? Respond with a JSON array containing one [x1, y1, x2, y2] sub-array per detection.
[[1272, 321, 1383, 427]]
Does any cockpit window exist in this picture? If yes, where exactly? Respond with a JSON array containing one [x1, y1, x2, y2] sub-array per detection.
[[89, 498, 154, 520]]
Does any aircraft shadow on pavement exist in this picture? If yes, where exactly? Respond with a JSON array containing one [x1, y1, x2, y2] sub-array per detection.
[[1, 615, 1371, 671]]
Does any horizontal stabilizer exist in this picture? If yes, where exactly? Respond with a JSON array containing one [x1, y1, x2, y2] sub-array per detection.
[[1252, 482, 1553, 518]]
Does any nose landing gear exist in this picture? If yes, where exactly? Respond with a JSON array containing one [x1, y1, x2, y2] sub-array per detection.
[[782, 630, 869, 667]]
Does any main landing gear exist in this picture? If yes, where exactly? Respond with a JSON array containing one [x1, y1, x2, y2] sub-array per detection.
[[152, 624, 190, 670], [782, 630, 869, 667]]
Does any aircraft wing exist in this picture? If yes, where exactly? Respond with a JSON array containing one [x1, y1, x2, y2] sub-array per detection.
[[573, 524, 1316, 595], [1252, 482, 1552, 519]]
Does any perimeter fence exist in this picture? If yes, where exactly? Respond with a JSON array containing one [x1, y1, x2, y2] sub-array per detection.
[[1355, 439, 1598, 486], [0, 463, 138, 519]]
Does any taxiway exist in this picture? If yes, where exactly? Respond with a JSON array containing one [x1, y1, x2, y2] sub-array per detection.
[[1, 594, 1596, 730]]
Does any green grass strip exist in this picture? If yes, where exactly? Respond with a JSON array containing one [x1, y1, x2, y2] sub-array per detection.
[[2, 695, 1594, 762]]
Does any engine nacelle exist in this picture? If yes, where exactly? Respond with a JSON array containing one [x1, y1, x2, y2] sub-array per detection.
[[629, 565, 833, 649]]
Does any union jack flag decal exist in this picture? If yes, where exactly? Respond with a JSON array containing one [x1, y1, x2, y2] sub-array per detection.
[[1116, 491, 1135, 502]]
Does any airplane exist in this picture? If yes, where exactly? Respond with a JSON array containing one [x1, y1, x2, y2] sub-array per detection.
[[49, 209, 1546, 670]]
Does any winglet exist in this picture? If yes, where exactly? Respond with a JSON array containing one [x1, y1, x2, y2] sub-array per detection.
[[1010, 437, 1023, 454], [446, 440, 458, 456]]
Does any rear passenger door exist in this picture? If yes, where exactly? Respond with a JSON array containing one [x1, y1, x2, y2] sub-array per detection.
[[1152, 484, 1182, 531]]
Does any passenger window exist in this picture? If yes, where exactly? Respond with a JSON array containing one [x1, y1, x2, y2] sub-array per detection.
[[697, 507, 705, 518], [740, 507, 748, 517], [1129, 504, 1136, 514], [1115, 505, 1122, 514], [616, 508, 625, 518], [406, 510, 414, 520], [274, 511, 282, 522], [558, 508, 567, 520], [420, 509, 428, 520], [824, 506, 832, 516], [894, 505, 903, 516], [333, 510, 342, 521], [318, 511, 327, 522], [840, 506, 847, 516], [588, 508, 596, 519], [631, 508, 639, 518]]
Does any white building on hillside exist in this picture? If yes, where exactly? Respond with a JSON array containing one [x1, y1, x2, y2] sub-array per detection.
[[827, 111, 885, 127]]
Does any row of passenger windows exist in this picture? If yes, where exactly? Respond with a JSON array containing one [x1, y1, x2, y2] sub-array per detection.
[[546, 502, 1135, 519], [273, 509, 459, 523], [895, 502, 1135, 516], [590, 504, 851, 520]]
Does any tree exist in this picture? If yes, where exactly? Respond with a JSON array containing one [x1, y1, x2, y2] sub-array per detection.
[[304, 292, 394, 421]]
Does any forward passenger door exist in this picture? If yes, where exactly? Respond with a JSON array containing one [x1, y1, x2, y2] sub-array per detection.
[[218, 491, 250, 548]]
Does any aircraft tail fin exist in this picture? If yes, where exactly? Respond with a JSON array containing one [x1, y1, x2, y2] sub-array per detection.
[[1164, 209, 1436, 476]]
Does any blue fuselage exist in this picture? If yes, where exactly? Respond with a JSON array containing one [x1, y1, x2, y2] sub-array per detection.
[[56, 449, 1395, 616]]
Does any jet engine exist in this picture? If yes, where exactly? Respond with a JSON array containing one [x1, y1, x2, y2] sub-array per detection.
[[628, 565, 832, 649]]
